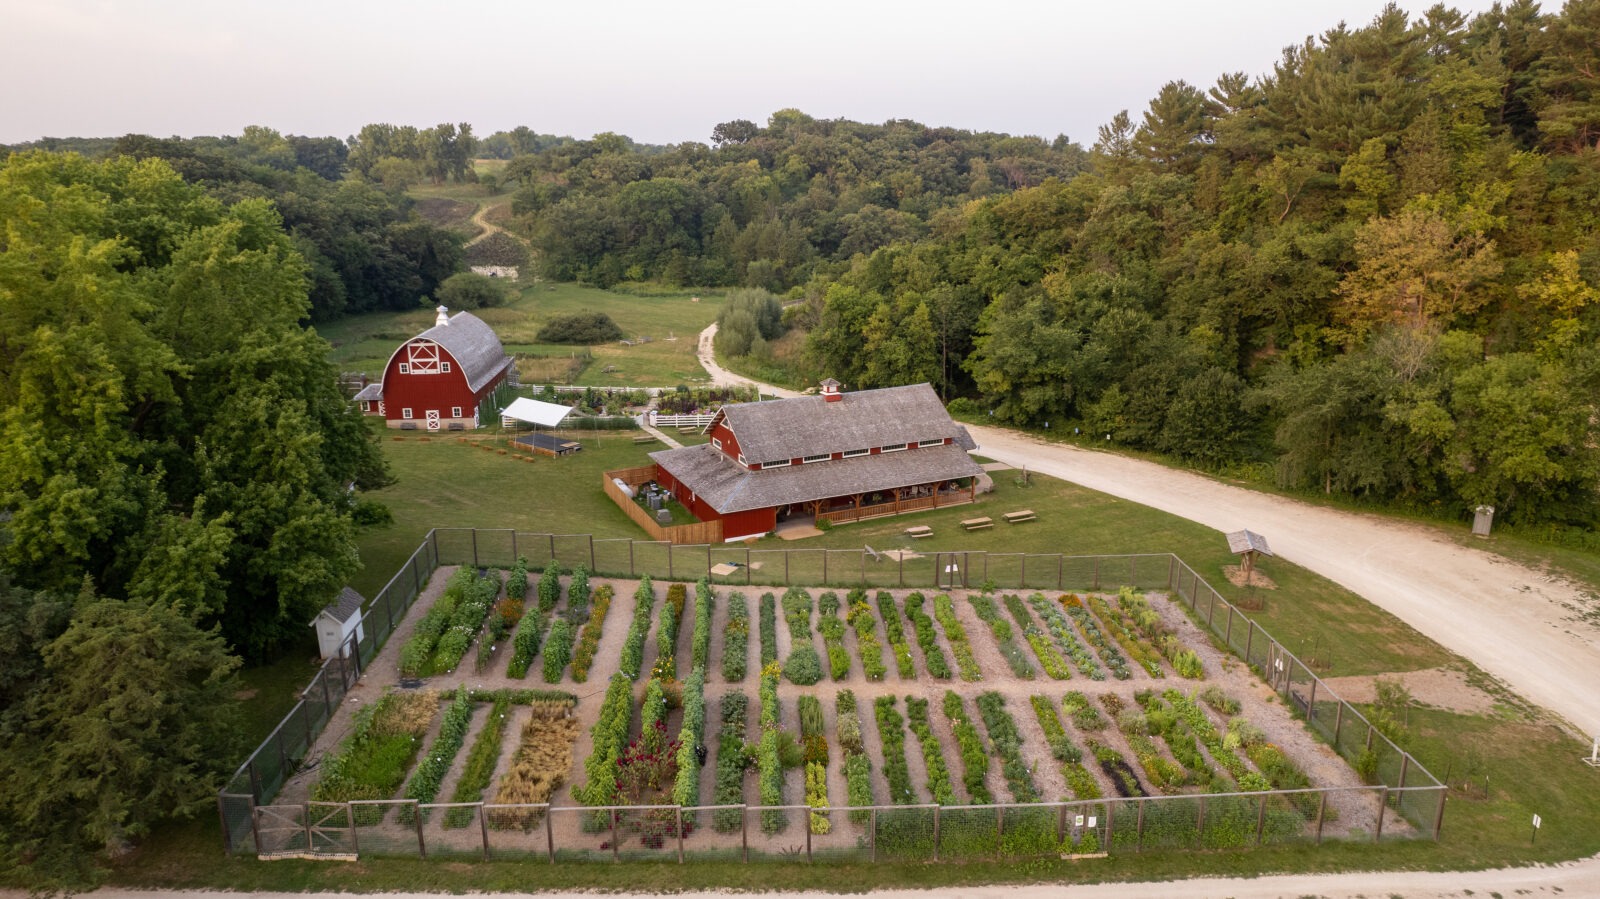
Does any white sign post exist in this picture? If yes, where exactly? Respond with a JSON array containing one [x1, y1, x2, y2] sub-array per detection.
[[1532, 813, 1542, 844], [1584, 736, 1600, 767]]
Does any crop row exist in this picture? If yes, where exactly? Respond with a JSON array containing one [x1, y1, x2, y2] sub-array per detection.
[[712, 692, 748, 832], [1117, 587, 1204, 678], [568, 584, 615, 682], [874, 696, 916, 803], [402, 688, 474, 810], [904, 696, 957, 804], [818, 591, 850, 680], [904, 593, 952, 679], [799, 695, 830, 833], [444, 693, 512, 827], [672, 670, 706, 807], [941, 691, 992, 803], [933, 594, 982, 681], [759, 592, 778, 666], [1004, 594, 1071, 679], [781, 588, 822, 685], [875, 591, 916, 678], [690, 578, 714, 672], [757, 663, 786, 833], [845, 589, 887, 680], [975, 692, 1039, 802], [722, 592, 749, 681], [618, 576, 656, 680], [1060, 594, 1131, 679], [970, 593, 1035, 679], [489, 699, 579, 830], [1087, 592, 1164, 678], [836, 690, 872, 825], [575, 674, 634, 807], [1027, 594, 1105, 679], [1028, 696, 1100, 799], [399, 569, 472, 677]]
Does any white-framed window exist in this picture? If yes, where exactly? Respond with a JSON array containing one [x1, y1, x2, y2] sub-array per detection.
[[451, 406, 462, 418], [801, 453, 831, 464], [402, 407, 413, 419], [712, 437, 723, 450], [918, 438, 945, 447], [398, 363, 410, 374], [360, 401, 370, 412], [764, 459, 792, 469], [737, 453, 748, 467], [842, 448, 869, 458], [880, 443, 908, 454], [441, 361, 452, 373]]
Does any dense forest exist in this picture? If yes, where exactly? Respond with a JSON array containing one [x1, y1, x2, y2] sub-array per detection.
[[490, 2, 1600, 531]]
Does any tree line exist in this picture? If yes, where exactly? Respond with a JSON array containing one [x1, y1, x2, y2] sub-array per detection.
[[786, 2, 1599, 532]]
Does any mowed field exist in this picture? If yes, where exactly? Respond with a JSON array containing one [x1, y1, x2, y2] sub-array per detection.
[[319, 283, 723, 389]]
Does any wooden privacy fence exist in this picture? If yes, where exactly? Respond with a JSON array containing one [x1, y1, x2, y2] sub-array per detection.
[[603, 467, 724, 545], [219, 527, 1447, 858]]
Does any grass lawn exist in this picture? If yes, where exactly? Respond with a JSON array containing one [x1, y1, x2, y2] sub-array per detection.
[[319, 283, 723, 388], [93, 433, 1600, 893]]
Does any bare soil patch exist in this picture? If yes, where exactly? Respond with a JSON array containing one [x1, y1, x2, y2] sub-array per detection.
[[1223, 565, 1277, 589], [1321, 666, 1498, 716]]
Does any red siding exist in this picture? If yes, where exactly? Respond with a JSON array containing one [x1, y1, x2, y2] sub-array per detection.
[[721, 507, 775, 540], [709, 421, 742, 462], [381, 342, 503, 427]]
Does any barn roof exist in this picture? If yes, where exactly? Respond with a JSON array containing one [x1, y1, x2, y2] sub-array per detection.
[[383, 311, 513, 394], [711, 383, 976, 464], [651, 442, 983, 514]]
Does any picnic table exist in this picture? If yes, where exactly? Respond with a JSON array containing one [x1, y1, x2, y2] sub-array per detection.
[[1003, 509, 1038, 523], [904, 525, 934, 538], [632, 434, 656, 444], [961, 516, 994, 531]]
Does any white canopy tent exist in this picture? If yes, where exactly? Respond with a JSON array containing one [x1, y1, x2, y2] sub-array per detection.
[[500, 396, 574, 429]]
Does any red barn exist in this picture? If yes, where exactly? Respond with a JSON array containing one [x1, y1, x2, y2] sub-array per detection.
[[354, 306, 514, 430], [649, 380, 984, 541]]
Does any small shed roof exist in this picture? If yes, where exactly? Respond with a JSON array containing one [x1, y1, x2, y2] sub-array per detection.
[[502, 397, 574, 428], [353, 383, 383, 402], [316, 587, 366, 625], [1226, 530, 1273, 557]]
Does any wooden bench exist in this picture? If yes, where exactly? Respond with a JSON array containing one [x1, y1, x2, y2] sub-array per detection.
[[961, 517, 994, 531], [632, 434, 656, 444], [1003, 509, 1038, 524], [904, 525, 934, 538]]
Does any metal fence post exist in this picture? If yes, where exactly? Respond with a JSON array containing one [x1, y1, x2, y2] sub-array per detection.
[[1056, 803, 1066, 844], [1333, 701, 1344, 745], [1020, 555, 1026, 589], [630, 540, 636, 576], [1092, 557, 1100, 590], [742, 806, 749, 862], [669, 544, 675, 580], [1315, 793, 1327, 844], [677, 807, 685, 863], [933, 805, 941, 861], [1375, 787, 1389, 841], [1057, 555, 1064, 589], [1244, 620, 1255, 665], [545, 804, 555, 862], [611, 808, 619, 862], [1196, 795, 1205, 843], [218, 796, 233, 856], [480, 805, 490, 859], [870, 807, 877, 862], [1433, 790, 1447, 841], [415, 802, 426, 858], [1255, 794, 1266, 845], [823, 550, 828, 584], [512, 530, 517, 562], [806, 811, 813, 862], [251, 807, 264, 856], [472, 528, 479, 567], [591, 535, 597, 572], [1136, 798, 1145, 851]]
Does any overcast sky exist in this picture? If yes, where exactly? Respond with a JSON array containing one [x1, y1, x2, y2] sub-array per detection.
[[2, 0, 1503, 148]]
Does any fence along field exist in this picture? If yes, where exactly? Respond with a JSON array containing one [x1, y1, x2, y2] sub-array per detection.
[[220, 528, 1444, 863]]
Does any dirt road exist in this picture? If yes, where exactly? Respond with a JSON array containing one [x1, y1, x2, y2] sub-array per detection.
[[694, 326, 1600, 737]]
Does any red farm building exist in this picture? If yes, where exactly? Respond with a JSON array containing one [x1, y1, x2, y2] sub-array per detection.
[[649, 379, 984, 542], [353, 306, 514, 430]]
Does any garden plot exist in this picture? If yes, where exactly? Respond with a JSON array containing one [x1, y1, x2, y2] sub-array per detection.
[[275, 568, 1406, 861]]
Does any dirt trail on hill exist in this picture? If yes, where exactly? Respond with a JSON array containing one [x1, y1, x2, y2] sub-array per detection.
[[465, 200, 515, 247], [694, 323, 1600, 739]]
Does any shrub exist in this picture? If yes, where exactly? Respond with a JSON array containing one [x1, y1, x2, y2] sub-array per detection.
[[783, 645, 822, 685], [780, 586, 813, 643], [536, 310, 624, 344], [506, 557, 529, 601], [505, 611, 547, 679], [722, 592, 749, 681], [536, 565, 561, 614], [564, 565, 591, 623], [1200, 685, 1241, 715]]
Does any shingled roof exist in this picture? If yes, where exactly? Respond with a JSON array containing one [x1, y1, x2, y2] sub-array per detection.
[[712, 383, 976, 464], [383, 311, 513, 393], [651, 442, 983, 514]]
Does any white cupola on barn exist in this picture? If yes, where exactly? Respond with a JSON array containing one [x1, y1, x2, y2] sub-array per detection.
[[820, 377, 842, 403], [435, 304, 450, 327]]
